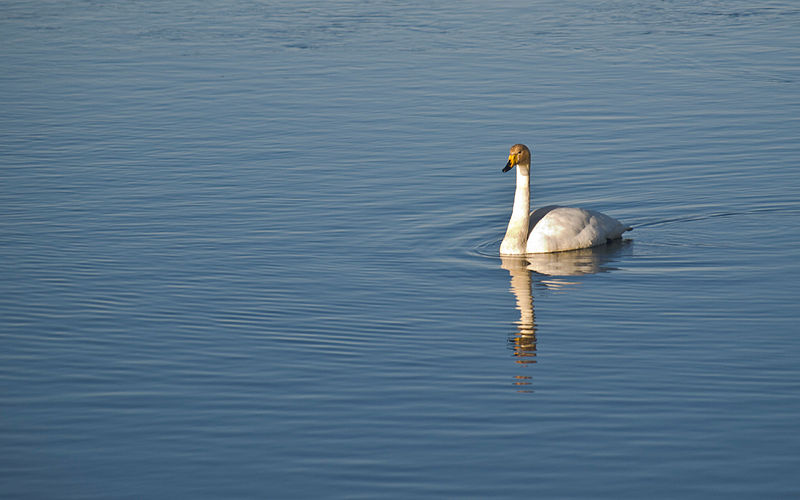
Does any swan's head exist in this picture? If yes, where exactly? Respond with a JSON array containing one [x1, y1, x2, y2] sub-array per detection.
[[503, 144, 532, 173]]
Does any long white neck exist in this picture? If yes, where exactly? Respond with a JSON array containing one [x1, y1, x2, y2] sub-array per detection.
[[500, 164, 531, 255]]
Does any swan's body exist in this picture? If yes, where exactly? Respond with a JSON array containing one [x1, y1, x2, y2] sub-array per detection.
[[500, 144, 631, 255]]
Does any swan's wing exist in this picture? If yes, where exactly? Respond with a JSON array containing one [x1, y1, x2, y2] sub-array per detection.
[[527, 207, 627, 253], [529, 205, 563, 229]]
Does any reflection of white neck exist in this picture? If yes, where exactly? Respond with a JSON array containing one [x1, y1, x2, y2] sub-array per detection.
[[500, 165, 530, 255], [501, 257, 535, 334]]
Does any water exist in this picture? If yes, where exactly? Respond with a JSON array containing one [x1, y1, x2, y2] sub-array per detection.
[[2, 0, 799, 498]]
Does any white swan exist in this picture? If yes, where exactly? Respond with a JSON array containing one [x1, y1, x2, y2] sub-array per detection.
[[500, 144, 631, 255]]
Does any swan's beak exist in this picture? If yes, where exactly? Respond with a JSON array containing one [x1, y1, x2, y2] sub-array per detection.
[[503, 156, 515, 172]]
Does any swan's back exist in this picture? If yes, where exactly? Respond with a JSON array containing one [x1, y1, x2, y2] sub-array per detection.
[[526, 206, 629, 253]]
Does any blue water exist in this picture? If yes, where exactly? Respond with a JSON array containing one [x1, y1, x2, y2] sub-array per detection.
[[2, 1, 799, 498]]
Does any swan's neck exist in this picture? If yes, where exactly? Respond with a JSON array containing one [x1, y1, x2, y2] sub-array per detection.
[[500, 166, 531, 255]]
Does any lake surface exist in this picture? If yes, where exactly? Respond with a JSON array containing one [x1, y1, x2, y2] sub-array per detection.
[[2, 0, 799, 498]]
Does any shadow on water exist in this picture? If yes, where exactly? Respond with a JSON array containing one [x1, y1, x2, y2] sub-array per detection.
[[500, 240, 631, 393]]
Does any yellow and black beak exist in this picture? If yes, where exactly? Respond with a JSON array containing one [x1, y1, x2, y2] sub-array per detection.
[[502, 154, 516, 172]]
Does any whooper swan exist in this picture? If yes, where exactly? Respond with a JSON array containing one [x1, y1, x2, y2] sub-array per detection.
[[500, 144, 631, 255]]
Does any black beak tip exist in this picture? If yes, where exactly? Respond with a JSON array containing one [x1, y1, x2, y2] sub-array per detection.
[[502, 161, 512, 173]]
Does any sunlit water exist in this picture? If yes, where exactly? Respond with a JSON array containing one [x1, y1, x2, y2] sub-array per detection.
[[2, 1, 799, 498]]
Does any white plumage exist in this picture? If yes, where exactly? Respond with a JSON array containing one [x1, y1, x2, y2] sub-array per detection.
[[500, 144, 630, 255]]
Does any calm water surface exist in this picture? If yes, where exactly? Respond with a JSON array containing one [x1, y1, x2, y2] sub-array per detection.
[[2, 0, 799, 498]]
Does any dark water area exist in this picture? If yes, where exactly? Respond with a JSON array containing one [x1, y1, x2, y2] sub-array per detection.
[[2, 1, 799, 498]]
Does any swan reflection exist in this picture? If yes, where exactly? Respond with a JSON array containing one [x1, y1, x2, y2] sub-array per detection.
[[524, 238, 628, 277], [501, 240, 630, 392]]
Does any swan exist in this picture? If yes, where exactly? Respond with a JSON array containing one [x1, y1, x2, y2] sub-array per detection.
[[500, 144, 631, 255]]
